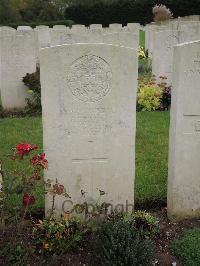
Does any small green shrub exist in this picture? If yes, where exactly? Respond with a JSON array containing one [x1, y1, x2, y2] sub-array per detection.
[[138, 58, 151, 75], [0, 245, 28, 265], [123, 211, 159, 239], [22, 67, 41, 114], [93, 217, 155, 266], [137, 76, 163, 111], [170, 228, 200, 266]]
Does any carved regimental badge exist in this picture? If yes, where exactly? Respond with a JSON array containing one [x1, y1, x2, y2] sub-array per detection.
[[67, 55, 112, 102]]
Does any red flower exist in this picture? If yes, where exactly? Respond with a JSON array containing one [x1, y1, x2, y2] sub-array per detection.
[[53, 184, 65, 195], [23, 193, 36, 206], [16, 143, 37, 159], [31, 153, 48, 169]]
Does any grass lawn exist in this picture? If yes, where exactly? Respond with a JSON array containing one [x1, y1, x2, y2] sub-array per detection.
[[170, 228, 200, 265], [0, 111, 170, 208], [139, 30, 145, 49]]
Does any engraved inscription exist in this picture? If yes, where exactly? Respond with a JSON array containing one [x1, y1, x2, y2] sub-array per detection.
[[70, 107, 112, 136], [72, 158, 108, 163], [195, 121, 200, 132], [67, 55, 112, 102], [184, 54, 200, 76]]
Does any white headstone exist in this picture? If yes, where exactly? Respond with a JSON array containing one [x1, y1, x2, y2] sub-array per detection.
[[35, 25, 51, 48], [168, 40, 200, 220], [152, 30, 180, 84], [109, 23, 123, 32], [148, 25, 169, 58], [103, 32, 139, 49], [40, 43, 138, 216], [0, 28, 37, 108], [90, 24, 102, 29], [178, 23, 200, 42], [126, 23, 140, 33], [50, 27, 68, 46], [53, 25, 66, 30], [71, 24, 87, 34], [17, 26, 32, 31], [83, 29, 103, 43]]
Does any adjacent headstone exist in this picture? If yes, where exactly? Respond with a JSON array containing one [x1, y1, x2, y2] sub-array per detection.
[[126, 23, 140, 33], [53, 25, 66, 30], [71, 24, 87, 34], [86, 29, 104, 43], [35, 25, 51, 49], [17, 26, 32, 31], [0, 28, 37, 108], [90, 24, 102, 29], [168, 40, 200, 220], [147, 25, 169, 57], [152, 30, 180, 84], [109, 23, 122, 31], [103, 32, 139, 49], [178, 22, 200, 42], [40, 43, 138, 216], [50, 27, 68, 46]]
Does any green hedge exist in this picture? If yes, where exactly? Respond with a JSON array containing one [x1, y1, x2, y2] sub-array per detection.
[[65, 0, 200, 26], [0, 20, 74, 29]]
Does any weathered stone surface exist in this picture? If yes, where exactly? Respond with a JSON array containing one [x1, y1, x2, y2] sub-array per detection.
[[71, 24, 87, 34], [126, 23, 140, 33], [17, 26, 32, 31], [86, 29, 104, 43], [90, 24, 102, 29], [109, 23, 122, 31], [35, 25, 51, 49], [103, 32, 139, 49], [0, 28, 37, 108], [168, 40, 200, 220], [53, 25, 67, 30], [147, 25, 169, 58], [40, 44, 137, 216], [152, 30, 180, 84]]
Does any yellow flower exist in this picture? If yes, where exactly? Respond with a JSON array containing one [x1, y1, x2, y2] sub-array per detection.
[[138, 46, 146, 59]]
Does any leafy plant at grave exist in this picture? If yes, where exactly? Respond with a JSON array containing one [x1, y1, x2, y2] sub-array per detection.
[[0, 244, 28, 265], [137, 75, 171, 111], [170, 228, 200, 265], [138, 46, 146, 60], [93, 216, 155, 266], [0, 143, 48, 228], [31, 169, 83, 256], [22, 67, 41, 114], [137, 76, 163, 111], [32, 214, 83, 255], [123, 211, 159, 239]]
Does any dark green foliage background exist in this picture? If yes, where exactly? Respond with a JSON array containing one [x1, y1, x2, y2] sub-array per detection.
[[65, 0, 200, 26], [0, 0, 199, 26]]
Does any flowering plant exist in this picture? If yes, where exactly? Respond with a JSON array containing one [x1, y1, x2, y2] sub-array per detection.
[[138, 46, 146, 59], [32, 214, 83, 255], [137, 75, 171, 111], [0, 143, 48, 228], [137, 76, 163, 111]]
